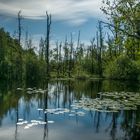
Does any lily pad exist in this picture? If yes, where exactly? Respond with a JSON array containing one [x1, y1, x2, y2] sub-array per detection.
[[17, 88, 23, 91], [48, 121, 54, 124], [37, 108, 43, 111], [16, 122, 24, 125], [69, 114, 75, 117], [71, 92, 140, 113], [24, 126, 30, 129]]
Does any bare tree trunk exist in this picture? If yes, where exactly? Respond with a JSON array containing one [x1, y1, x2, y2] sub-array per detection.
[[18, 11, 22, 45], [17, 10, 23, 83], [98, 21, 103, 77], [56, 41, 59, 78], [63, 36, 68, 76], [59, 42, 62, 77], [45, 12, 51, 79], [90, 38, 95, 74], [75, 30, 81, 64], [69, 33, 73, 78]]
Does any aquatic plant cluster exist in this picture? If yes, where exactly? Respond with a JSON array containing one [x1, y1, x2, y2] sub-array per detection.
[[44, 108, 85, 116], [16, 107, 86, 130], [17, 87, 47, 94], [36, 107, 85, 117], [16, 119, 54, 129], [72, 92, 140, 112]]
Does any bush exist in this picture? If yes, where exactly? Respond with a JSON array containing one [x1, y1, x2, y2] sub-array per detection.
[[134, 60, 140, 80], [104, 55, 140, 80]]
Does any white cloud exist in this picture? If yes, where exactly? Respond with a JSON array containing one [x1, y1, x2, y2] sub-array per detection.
[[0, 0, 105, 25]]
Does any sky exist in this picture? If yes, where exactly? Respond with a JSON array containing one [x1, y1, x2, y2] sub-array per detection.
[[0, 0, 108, 48]]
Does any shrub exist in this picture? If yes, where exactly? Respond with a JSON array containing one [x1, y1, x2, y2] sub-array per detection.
[[104, 55, 140, 80]]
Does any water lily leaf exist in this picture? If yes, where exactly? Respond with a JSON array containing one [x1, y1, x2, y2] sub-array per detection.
[[48, 121, 54, 124], [24, 126, 30, 129], [71, 92, 140, 113], [69, 114, 75, 117], [16, 122, 24, 125]]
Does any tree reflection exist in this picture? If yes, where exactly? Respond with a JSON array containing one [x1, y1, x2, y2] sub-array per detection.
[[15, 99, 19, 140], [0, 80, 140, 140], [43, 82, 48, 140]]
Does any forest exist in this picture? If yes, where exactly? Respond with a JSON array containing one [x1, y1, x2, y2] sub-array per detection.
[[0, 0, 140, 86]]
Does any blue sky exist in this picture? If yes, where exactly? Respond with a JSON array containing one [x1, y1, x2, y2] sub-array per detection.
[[0, 0, 109, 48]]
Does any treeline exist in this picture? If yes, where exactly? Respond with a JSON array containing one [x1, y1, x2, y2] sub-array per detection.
[[0, 0, 140, 83], [0, 28, 46, 86]]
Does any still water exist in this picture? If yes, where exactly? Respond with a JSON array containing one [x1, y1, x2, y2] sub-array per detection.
[[0, 80, 140, 140]]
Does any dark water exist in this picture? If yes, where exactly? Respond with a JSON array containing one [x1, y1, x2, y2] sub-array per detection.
[[0, 80, 140, 140]]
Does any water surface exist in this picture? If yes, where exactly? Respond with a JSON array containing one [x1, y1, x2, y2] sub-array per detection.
[[0, 80, 140, 140]]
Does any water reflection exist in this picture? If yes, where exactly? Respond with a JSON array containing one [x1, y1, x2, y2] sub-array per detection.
[[0, 80, 140, 140], [43, 82, 48, 140]]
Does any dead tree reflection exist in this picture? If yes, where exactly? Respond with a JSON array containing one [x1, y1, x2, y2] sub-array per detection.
[[43, 82, 49, 140]]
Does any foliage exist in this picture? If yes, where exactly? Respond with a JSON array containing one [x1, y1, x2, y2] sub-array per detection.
[[104, 55, 140, 80], [0, 0, 140, 82], [0, 28, 46, 86]]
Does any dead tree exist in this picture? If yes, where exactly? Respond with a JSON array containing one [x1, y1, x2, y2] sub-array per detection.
[[17, 10, 23, 82], [18, 10, 22, 45], [98, 21, 103, 77], [45, 12, 51, 79], [69, 33, 73, 78]]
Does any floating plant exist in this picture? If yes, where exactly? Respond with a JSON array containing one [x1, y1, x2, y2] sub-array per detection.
[[18, 118, 24, 121], [37, 108, 43, 111], [71, 92, 140, 113], [16, 119, 55, 130], [16, 120, 28, 125], [69, 114, 75, 117], [43, 107, 85, 117], [76, 111, 85, 116], [16, 88, 23, 91], [44, 108, 70, 114], [48, 121, 54, 124]]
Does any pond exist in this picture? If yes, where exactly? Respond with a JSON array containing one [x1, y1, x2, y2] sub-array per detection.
[[0, 80, 140, 140]]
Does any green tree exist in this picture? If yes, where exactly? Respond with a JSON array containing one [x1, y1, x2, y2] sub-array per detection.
[[101, 0, 140, 59]]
